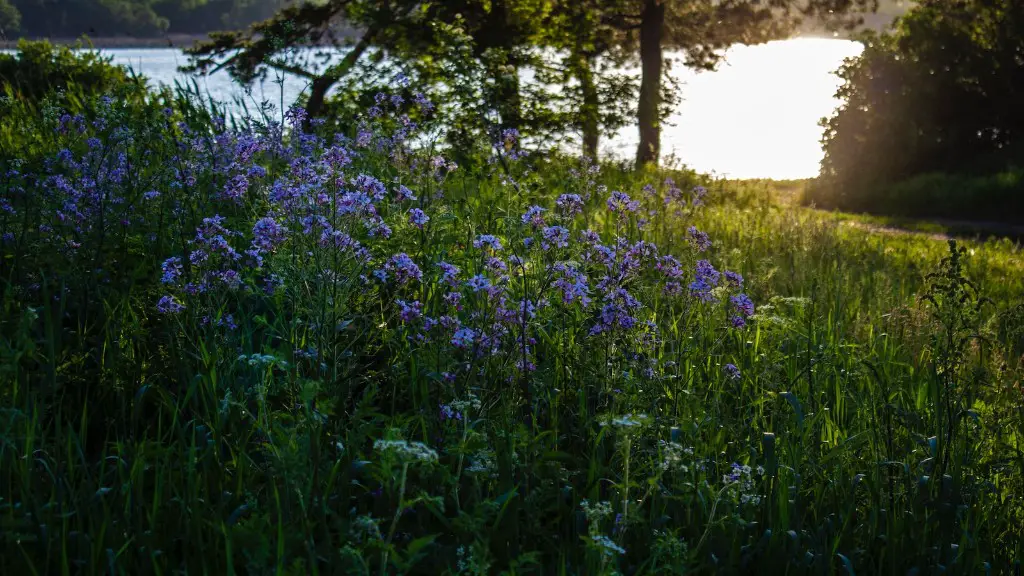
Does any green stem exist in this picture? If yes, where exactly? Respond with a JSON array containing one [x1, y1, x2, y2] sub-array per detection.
[[381, 462, 409, 575]]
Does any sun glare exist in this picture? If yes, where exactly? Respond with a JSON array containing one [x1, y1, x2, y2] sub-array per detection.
[[608, 37, 865, 180]]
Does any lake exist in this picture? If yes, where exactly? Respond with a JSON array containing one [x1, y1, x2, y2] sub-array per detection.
[[80, 38, 864, 180]]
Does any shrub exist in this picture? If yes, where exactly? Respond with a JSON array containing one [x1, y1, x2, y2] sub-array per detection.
[[0, 39, 144, 102], [812, 0, 1024, 222]]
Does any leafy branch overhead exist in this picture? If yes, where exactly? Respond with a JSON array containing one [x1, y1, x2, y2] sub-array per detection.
[[182, 0, 880, 165]]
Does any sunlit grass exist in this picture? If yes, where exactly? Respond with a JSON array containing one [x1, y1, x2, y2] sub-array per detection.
[[2, 98, 1023, 575]]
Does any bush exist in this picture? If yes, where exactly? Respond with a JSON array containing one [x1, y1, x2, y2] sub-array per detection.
[[812, 0, 1024, 223], [807, 168, 1024, 223], [0, 39, 144, 102]]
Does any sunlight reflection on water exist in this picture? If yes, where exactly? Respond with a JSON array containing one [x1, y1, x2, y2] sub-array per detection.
[[67, 37, 863, 180]]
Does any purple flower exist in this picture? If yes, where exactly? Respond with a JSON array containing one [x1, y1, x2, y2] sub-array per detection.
[[687, 226, 712, 252], [443, 291, 462, 310], [474, 234, 503, 252], [161, 257, 183, 284], [451, 327, 477, 349], [730, 293, 755, 317], [223, 175, 249, 202], [501, 128, 520, 151], [437, 261, 460, 287], [156, 295, 185, 314], [397, 299, 423, 323], [412, 91, 432, 110], [724, 363, 741, 381], [466, 274, 491, 293], [439, 404, 463, 421], [252, 217, 287, 252], [692, 185, 708, 206], [218, 269, 243, 290], [521, 205, 546, 228], [541, 226, 569, 250], [657, 255, 684, 279], [607, 191, 639, 213], [695, 260, 720, 285], [354, 174, 387, 201], [262, 274, 284, 295], [731, 316, 747, 329], [218, 314, 238, 331], [408, 208, 429, 229], [395, 185, 417, 201], [385, 253, 422, 285], [552, 262, 590, 306], [486, 257, 507, 273], [285, 105, 309, 129], [366, 219, 392, 239], [556, 193, 584, 217], [724, 270, 744, 287], [356, 127, 373, 147]]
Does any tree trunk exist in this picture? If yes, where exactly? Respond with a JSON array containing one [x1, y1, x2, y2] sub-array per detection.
[[303, 26, 376, 121], [578, 54, 600, 159], [489, 58, 523, 133], [635, 0, 665, 168]]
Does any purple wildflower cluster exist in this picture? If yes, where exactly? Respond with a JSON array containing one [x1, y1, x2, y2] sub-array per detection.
[[607, 191, 640, 214], [5, 89, 759, 442]]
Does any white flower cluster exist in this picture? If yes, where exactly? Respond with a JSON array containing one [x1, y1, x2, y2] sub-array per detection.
[[451, 393, 482, 415], [580, 499, 613, 522], [350, 514, 381, 543], [373, 439, 439, 464], [237, 353, 288, 368], [591, 534, 626, 558], [658, 440, 694, 472], [466, 449, 497, 477], [601, 413, 650, 429], [722, 463, 765, 505]]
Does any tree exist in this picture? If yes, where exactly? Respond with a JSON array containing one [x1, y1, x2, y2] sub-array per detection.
[[538, 0, 637, 159], [0, 0, 19, 38], [808, 0, 1024, 220], [601, 0, 880, 167], [186, 0, 561, 149]]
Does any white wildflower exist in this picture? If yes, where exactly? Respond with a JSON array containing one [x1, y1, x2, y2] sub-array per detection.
[[591, 534, 626, 557], [374, 439, 438, 464]]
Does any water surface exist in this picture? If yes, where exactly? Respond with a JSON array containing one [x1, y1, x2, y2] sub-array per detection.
[[47, 38, 866, 179]]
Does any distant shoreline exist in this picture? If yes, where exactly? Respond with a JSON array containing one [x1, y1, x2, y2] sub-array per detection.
[[0, 34, 213, 50]]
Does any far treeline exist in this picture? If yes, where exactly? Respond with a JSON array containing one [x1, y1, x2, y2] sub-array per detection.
[[0, 0, 291, 39]]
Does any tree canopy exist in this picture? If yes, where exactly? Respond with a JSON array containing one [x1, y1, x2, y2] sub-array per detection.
[[809, 0, 1024, 222], [184, 0, 881, 166], [1, 0, 290, 39]]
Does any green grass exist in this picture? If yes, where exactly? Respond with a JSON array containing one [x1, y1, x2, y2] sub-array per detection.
[[2, 100, 1024, 576], [803, 168, 1024, 227]]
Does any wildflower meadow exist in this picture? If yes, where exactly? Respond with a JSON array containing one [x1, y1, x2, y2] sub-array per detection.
[[2, 84, 1024, 575]]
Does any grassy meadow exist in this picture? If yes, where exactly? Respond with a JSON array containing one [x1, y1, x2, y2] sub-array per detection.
[[1, 90, 1023, 576]]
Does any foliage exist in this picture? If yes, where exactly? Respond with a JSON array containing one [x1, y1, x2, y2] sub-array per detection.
[[0, 40, 158, 158], [184, 0, 881, 169], [1, 84, 1024, 575], [0, 39, 144, 100], [580, 0, 880, 166], [7, 0, 289, 38], [809, 168, 1024, 224], [0, 0, 18, 36], [810, 0, 1024, 223]]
